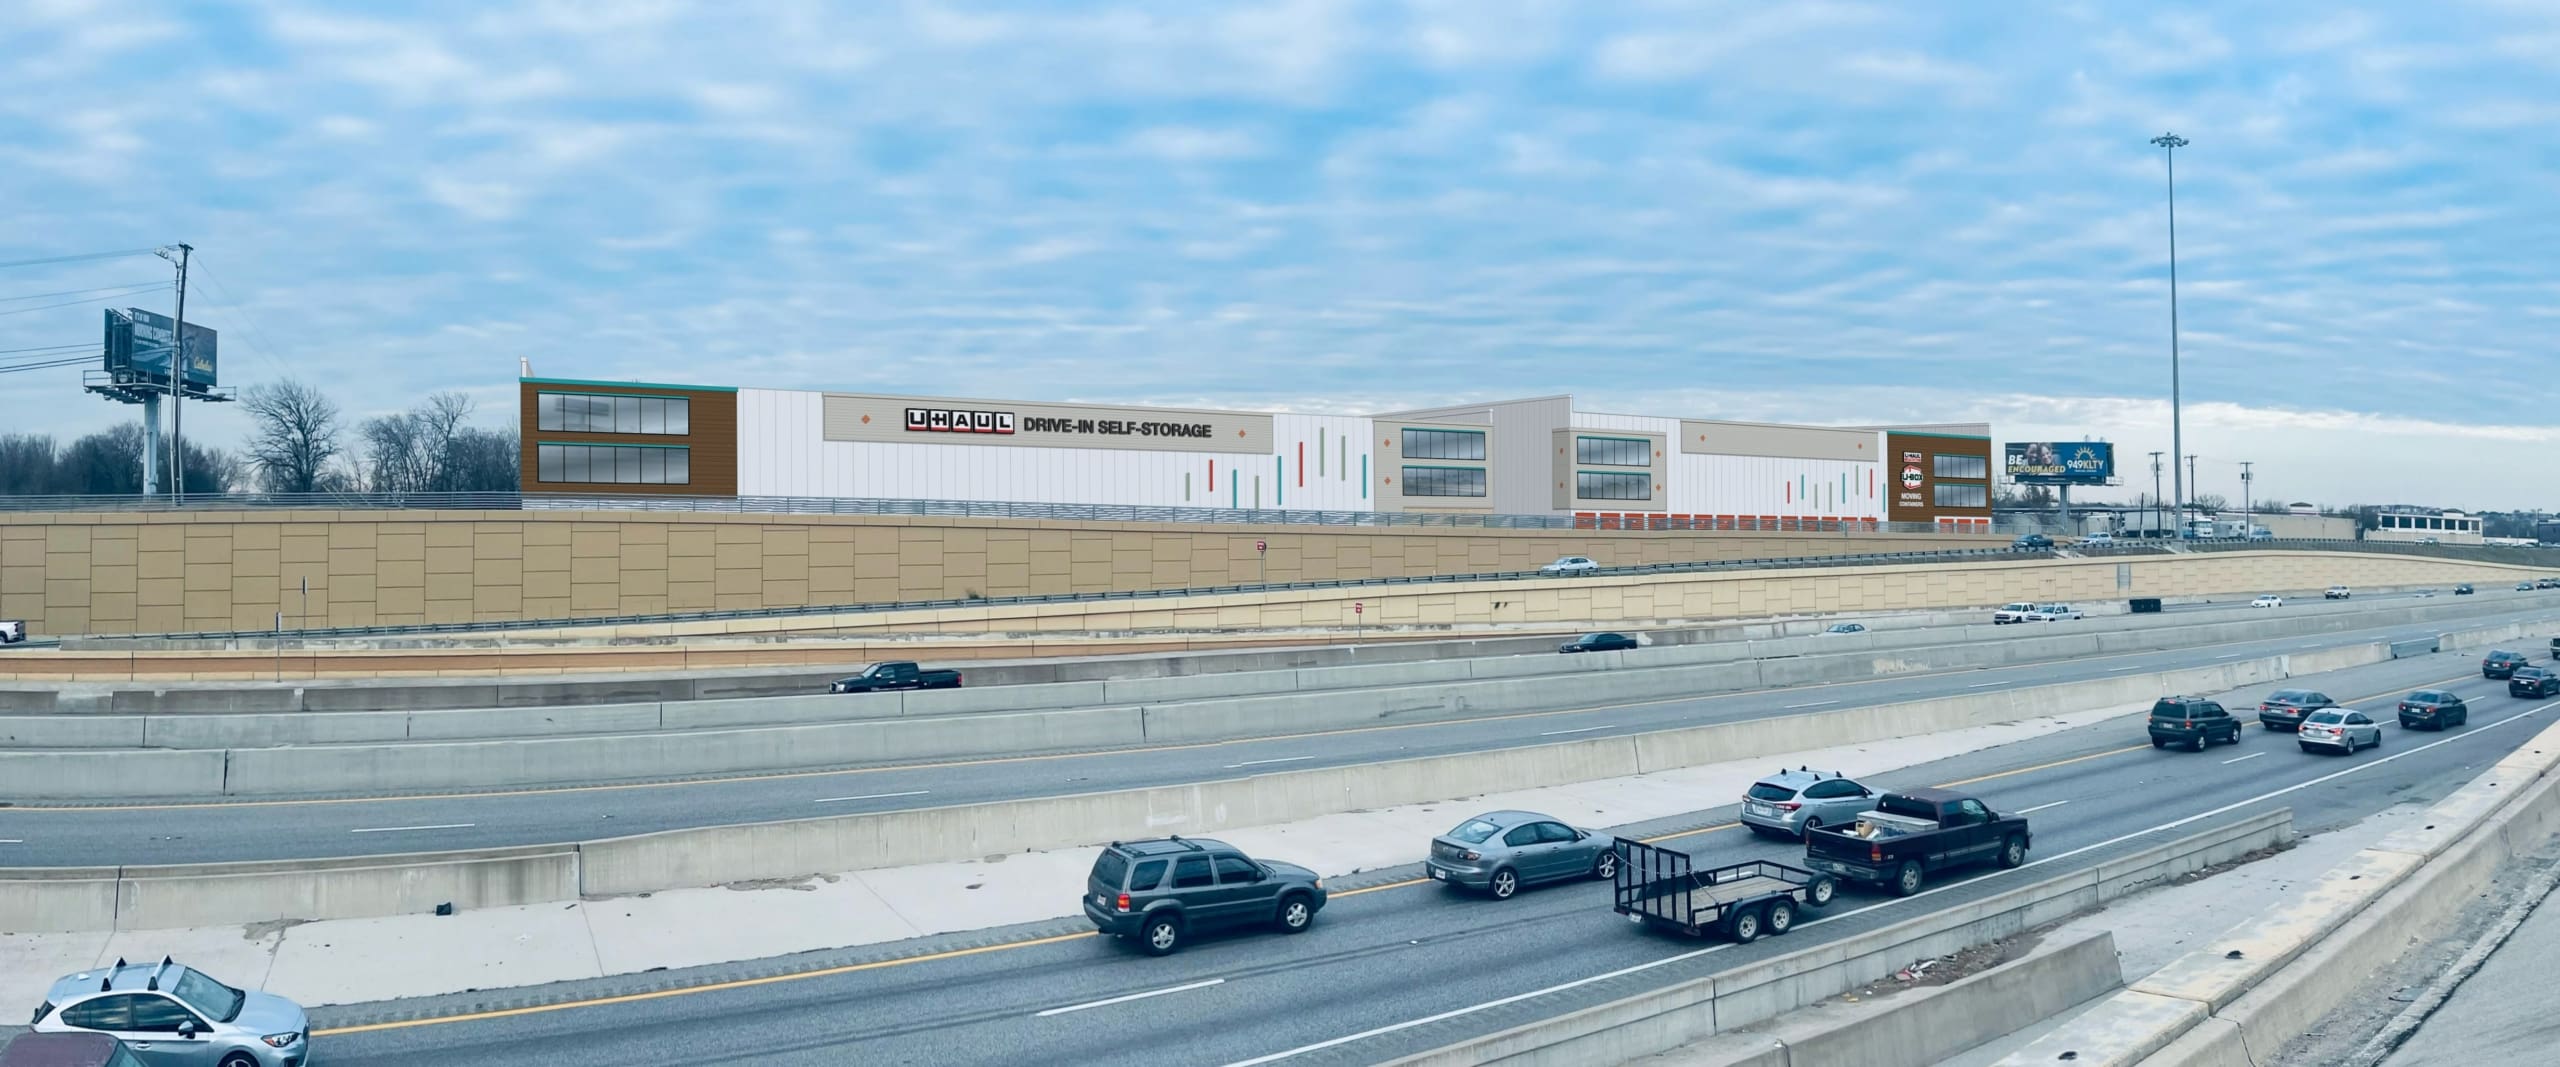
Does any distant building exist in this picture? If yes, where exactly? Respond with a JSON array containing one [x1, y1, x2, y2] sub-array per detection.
[[2369, 508, 2483, 545]]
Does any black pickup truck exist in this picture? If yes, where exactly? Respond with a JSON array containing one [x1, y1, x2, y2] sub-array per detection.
[[827, 661, 964, 693], [1802, 787, 2031, 897]]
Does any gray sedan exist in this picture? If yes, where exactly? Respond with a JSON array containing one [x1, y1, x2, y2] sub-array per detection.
[[1740, 768, 1878, 838], [2297, 709, 2382, 754], [1425, 810, 1618, 899]]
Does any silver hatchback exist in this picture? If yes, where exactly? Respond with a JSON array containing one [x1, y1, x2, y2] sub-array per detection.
[[1740, 768, 1877, 838], [1425, 810, 1618, 899], [32, 958, 308, 1067]]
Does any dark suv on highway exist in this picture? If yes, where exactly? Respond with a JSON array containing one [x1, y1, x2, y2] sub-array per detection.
[[1082, 837, 1326, 956], [2255, 689, 2337, 732], [2149, 696, 2242, 750], [2398, 690, 2471, 730], [2511, 667, 2560, 699], [2483, 650, 2532, 679]]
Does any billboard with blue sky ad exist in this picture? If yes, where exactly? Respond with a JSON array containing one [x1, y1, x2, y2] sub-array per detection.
[[104, 307, 218, 389], [2005, 441, 2113, 485]]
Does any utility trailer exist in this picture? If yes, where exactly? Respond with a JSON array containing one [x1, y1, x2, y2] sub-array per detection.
[[1612, 839, 1837, 942]]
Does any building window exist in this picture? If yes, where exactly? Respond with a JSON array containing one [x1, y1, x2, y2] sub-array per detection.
[[1932, 453, 1988, 479], [537, 444, 691, 485], [1575, 436, 1651, 467], [1577, 471, 1651, 501], [1401, 427, 1486, 461], [1401, 465, 1487, 498], [1933, 482, 1988, 508], [537, 392, 690, 435]]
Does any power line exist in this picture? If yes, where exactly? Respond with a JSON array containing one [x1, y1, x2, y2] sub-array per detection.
[[182, 253, 293, 379], [0, 248, 161, 271], [0, 281, 166, 304], [0, 355, 94, 374], [0, 283, 168, 317], [0, 342, 93, 355]]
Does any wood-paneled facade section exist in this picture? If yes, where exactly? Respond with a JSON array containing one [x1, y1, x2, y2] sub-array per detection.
[[517, 379, 739, 497]]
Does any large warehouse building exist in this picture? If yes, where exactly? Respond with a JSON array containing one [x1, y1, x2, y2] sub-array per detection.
[[518, 378, 1995, 529]]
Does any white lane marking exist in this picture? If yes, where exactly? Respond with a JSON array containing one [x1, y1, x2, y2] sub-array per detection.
[[2108, 666, 2142, 672], [1036, 978, 1224, 1017], [348, 823, 475, 834], [2216, 653, 2244, 659], [1538, 725, 1613, 736], [1784, 700, 1838, 709], [2223, 752, 2266, 765], [812, 790, 930, 805], [1966, 682, 2003, 689], [2015, 800, 2071, 814], [0, 839, 21, 844], [1216, 699, 2560, 1067], [1225, 755, 1316, 769]]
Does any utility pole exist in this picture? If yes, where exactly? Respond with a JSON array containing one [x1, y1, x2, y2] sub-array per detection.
[[156, 243, 193, 503], [2185, 454, 2199, 534], [2149, 451, 2165, 538], [2151, 133, 2189, 526], [2239, 461, 2253, 532]]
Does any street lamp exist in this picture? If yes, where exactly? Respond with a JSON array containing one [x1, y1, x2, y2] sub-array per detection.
[[2150, 133, 2189, 530]]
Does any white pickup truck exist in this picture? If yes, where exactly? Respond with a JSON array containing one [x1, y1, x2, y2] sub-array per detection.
[[1993, 602, 2038, 624], [2024, 603, 2083, 621]]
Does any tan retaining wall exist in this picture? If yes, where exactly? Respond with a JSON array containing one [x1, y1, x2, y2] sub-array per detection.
[[0, 509, 1997, 637]]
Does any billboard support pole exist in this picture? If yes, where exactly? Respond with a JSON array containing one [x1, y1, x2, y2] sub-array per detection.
[[140, 393, 163, 495]]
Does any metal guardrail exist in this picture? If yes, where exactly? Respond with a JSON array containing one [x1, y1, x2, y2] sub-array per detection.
[[0, 490, 2036, 535], [58, 544, 2044, 645]]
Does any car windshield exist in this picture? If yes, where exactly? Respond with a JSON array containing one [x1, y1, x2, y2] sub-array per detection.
[[2410, 691, 2447, 703], [1746, 782, 1800, 802], [167, 967, 245, 1023], [1827, 624, 1858, 633], [1578, 634, 1608, 643], [2305, 711, 2346, 724], [1447, 818, 1504, 844]]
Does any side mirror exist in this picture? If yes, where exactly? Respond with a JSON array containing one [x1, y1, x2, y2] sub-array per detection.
[[178, 1020, 199, 1040], [1574, 829, 1588, 841]]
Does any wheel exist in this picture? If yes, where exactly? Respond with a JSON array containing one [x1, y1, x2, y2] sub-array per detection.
[[1997, 835, 2027, 869], [1488, 867, 1519, 900], [2152, 737, 2167, 749], [1799, 816, 1823, 839], [1892, 861, 1925, 897], [1592, 850, 1620, 881], [2370, 732, 2381, 748], [1141, 916, 1183, 956], [2264, 722, 2281, 731], [1807, 876, 1837, 908], [2191, 733, 2207, 752], [1766, 898, 1797, 934], [1276, 893, 1314, 934], [1728, 904, 1765, 943], [2301, 743, 2319, 754], [220, 1055, 260, 1067]]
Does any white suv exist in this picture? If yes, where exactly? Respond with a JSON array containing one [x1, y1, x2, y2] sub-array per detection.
[[2025, 603, 2083, 621]]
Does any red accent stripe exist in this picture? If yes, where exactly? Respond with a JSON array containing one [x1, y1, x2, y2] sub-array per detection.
[[1209, 460, 1216, 491], [1297, 442, 1304, 487]]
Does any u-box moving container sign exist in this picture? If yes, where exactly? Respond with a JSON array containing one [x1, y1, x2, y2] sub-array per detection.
[[821, 393, 1274, 454]]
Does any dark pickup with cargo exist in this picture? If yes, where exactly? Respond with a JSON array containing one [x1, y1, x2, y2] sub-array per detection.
[[1803, 787, 2031, 896], [827, 661, 964, 693]]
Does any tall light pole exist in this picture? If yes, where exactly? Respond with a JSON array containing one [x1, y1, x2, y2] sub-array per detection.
[[2144, 451, 2159, 536], [2151, 133, 2188, 532]]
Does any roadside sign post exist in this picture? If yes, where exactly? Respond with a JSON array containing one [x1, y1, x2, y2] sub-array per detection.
[[1354, 601, 1364, 646], [274, 612, 283, 682], [1256, 540, 1268, 584]]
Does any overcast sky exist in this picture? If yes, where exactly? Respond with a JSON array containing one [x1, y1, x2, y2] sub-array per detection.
[[3, 1, 2554, 510]]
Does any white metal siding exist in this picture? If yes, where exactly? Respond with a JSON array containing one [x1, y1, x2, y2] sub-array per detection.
[[1575, 410, 1880, 518], [736, 388, 1374, 510]]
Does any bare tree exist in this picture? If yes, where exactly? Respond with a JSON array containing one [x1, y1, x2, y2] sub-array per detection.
[[2191, 492, 2230, 513], [362, 392, 493, 492], [0, 435, 56, 495], [243, 379, 344, 493], [444, 426, 520, 491]]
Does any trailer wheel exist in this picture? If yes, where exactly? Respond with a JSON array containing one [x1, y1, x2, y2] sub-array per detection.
[[1892, 861, 1925, 897], [1727, 905, 1764, 943], [1807, 877, 1837, 908], [1765, 898, 1796, 935]]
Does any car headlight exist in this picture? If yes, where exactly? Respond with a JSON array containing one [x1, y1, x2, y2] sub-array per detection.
[[1312, 878, 1324, 890], [263, 1032, 301, 1048]]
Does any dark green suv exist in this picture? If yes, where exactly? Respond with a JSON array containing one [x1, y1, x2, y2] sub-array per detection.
[[1082, 837, 1327, 956], [2149, 696, 2241, 750]]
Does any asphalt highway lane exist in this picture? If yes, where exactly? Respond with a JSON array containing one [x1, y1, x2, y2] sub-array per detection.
[[302, 660, 2555, 1066], [4, 604, 2548, 867]]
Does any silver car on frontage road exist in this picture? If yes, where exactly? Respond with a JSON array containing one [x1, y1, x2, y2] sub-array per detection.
[[1425, 810, 1619, 899], [32, 958, 308, 1067]]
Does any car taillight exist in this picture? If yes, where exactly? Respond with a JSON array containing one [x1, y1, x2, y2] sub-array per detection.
[[1776, 802, 1801, 811], [2259, 704, 2272, 711], [1115, 893, 1130, 912], [1463, 850, 1482, 861], [1870, 844, 1883, 862]]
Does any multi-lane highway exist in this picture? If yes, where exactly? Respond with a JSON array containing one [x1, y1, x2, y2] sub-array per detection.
[[3, 600, 2549, 867], [296, 653, 2557, 1066]]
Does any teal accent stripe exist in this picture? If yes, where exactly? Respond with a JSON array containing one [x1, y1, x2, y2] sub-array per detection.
[[1361, 455, 1368, 499], [1405, 464, 1489, 472], [523, 377, 736, 393], [1575, 434, 1650, 444], [1890, 430, 1990, 441], [1232, 476, 1239, 509], [1275, 455, 1283, 507]]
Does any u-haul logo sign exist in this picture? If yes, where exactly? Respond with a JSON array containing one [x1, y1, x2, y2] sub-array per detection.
[[906, 407, 1017, 435]]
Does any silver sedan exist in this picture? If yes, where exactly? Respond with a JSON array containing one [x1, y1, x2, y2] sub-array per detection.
[[2297, 709, 2382, 754], [1424, 810, 1619, 899]]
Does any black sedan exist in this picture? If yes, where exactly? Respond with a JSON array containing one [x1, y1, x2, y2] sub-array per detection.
[[2255, 688, 2337, 731], [2455, 583, 2474, 595], [2511, 667, 2560, 699], [2011, 534, 2054, 549], [2484, 650, 2532, 679], [1559, 632, 1640, 653]]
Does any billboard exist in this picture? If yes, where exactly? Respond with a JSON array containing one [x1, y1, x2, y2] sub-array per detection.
[[104, 308, 218, 389], [2004, 441, 2113, 485]]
